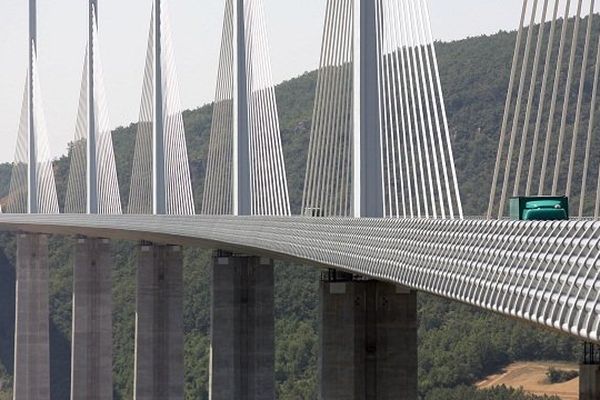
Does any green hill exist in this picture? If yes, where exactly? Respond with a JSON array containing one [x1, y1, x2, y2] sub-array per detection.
[[0, 27, 582, 400]]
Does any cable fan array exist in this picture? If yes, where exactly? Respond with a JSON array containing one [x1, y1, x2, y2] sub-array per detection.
[[489, 0, 600, 218], [378, 0, 462, 219], [128, 0, 195, 215], [5, 0, 465, 221], [202, 0, 234, 215], [303, 0, 462, 219], [65, 11, 121, 215], [202, 0, 290, 216], [6, 48, 59, 215], [302, 0, 354, 218]]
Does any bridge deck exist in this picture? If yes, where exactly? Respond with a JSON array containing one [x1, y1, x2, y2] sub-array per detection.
[[0, 214, 598, 343]]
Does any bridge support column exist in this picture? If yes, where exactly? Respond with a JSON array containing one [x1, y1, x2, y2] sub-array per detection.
[[134, 243, 184, 400], [580, 364, 600, 399], [319, 274, 417, 400], [13, 233, 50, 400], [209, 252, 274, 400], [580, 343, 600, 400], [70, 237, 113, 400]]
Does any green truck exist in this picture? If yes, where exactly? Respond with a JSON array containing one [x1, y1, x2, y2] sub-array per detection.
[[509, 196, 569, 221]]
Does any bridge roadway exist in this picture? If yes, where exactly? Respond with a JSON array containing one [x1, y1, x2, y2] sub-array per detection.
[[0, 213, 599, 343]]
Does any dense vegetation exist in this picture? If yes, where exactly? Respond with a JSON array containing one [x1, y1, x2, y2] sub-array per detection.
[[0, 26, 585, 399]]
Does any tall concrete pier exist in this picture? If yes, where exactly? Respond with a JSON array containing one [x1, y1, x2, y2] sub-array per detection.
[[70, 237, 113, 400], [209, 253, 274, 400], [13, 234, 50, 400], [134, 243, 184, 400], [319, 275, 417, 399]]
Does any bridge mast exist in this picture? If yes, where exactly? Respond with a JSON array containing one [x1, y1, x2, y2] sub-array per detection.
[[27, 0, 37, 214], [353, 0, 383, 218], [87, 0, 98, 214], [232, 0, 250, 216], [153, 0, 165, 215]]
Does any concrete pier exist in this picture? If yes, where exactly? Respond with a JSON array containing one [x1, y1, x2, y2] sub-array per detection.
[[13, 233, 51, 400], [209, 253, 274, 400], [580, 364, 600, 399], [580, 343, 600, 400], [319, 275, 417, 400], [134, 243, 184, 400], [70, 237, 113, 400]]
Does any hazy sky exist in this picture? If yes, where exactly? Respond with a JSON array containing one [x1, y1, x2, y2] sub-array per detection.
[[0, 0, 524, 163]]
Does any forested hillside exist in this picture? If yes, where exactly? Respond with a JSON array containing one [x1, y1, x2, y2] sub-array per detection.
[[0, 27, 583, 400]]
